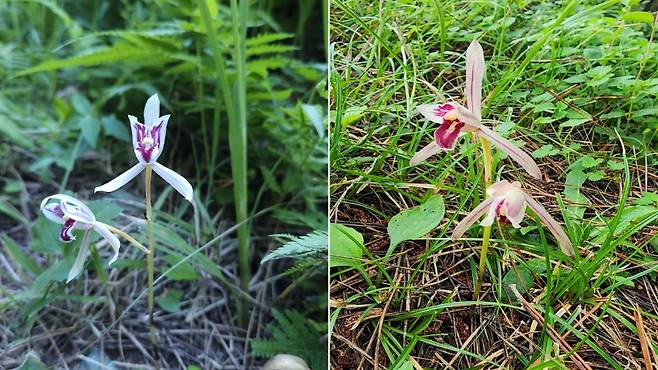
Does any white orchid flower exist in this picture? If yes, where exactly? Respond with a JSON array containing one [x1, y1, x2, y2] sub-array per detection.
[[262, 354, 310, 370], [40, 194, 121, 282], [452, 180, 574, 256], [410, 40, 542, 179], [94, 94, 193, 201]]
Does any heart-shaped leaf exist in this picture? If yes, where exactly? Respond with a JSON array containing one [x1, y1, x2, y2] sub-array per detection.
[[387, 194, 445, 256], [329, 223, 363, 268]]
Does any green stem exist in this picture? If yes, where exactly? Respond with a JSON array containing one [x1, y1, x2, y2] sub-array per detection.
[[145, 165, 159, 368], [475, 137, 494, 299], [474, 224, 491, 298], [480, 136, 493, 185]]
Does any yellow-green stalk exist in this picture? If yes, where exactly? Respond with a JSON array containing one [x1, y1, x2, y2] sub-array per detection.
[[145, 165, 159, 368], [474, 137, 493, 298]]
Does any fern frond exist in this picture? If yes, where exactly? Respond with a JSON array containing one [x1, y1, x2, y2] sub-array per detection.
[[247, 44, 298, 57], [261, 231, 327, 263], [246, 32, 294, 46]]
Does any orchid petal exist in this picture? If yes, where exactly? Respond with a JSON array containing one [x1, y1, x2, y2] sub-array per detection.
[[417, 104, 447, 124], [486, 179, 514, 197], [129, 115, 140, 151], [465, 40, 485, 119], [61, 202, 96, 224], [523, 193, 574, 256], [452, 197, 495, 240], [59, 219, 77, 242], [94, 163, 145, 194], [93, 222, 121, 266], [42, 203, 65, 224], [454, 104, 481, 128], [67, 230, 91, 283], [41, 194, 96, 224], [434, 120, 465, 150], [152, 162, 194, 202], [410, 141, 442, 166], [144, 93, 160, 127], [130, 120, 149, 164], [477, 126, 542, 179], [504, 190, 527, 228], [481, 197, 504, 226], [152, 114, 170, 162]]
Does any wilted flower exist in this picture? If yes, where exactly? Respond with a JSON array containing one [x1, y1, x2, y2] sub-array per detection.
[[410, 40, 541, 179], [41, 194, 121, 282], [452, 180, 574, 256], [94, 94, 193, 201], [262, 354, 310, 370]]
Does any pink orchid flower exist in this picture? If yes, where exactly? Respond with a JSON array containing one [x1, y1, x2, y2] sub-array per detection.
[[410, 40, 541, 179], [452, 180, 574, 256], [41, 194, 121, 282], [94, 94, 193, 201]]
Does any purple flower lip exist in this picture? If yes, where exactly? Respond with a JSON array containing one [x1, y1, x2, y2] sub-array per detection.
[[432, 104, 464, 150], [134, 120, 163, 163], [59, 218, 76, 242]]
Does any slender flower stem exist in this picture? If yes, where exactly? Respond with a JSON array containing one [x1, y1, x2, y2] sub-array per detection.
[[480, 136, 493, 185], [475, 136, 494, 298], [144, 165, 159, 367], [105, 225, 149, 254], [474, 223, 491, 298]]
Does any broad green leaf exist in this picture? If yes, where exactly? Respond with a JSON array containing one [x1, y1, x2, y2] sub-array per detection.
[[588, 170, 605, 181], [162, 254, 199, 281], [607, 160, 625, 171], [31, 216, 64, 254], [532, 101, 554, 113], [564, 168, 590, 219], [157, 289, 183, 313], [532, 144, 560, 159], [503, 258, 546, 299], [387, 194, 445, 256], [79, 116, 100, 147], [88, 199, 123, 223], [581, 156, 603, 168], [71, 93, 92, 115], [329, 223, 363, 268], [102, 115, 131, 141]]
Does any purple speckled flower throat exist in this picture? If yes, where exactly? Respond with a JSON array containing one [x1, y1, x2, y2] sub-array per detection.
[[134, 120, 163, 163]]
